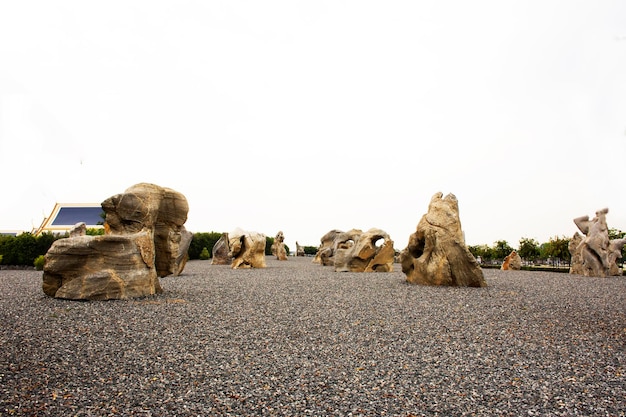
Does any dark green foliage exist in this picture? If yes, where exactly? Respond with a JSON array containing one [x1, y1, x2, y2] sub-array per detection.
[[265, 237, 274, 255], [541, 235, 571, 266], [188, 232, 223, 260], [518, 237, 541, 262], [468, 244, 493, 262], [34, 255, 45, 270], [492, 240, 514, 260], [0, 232, 60, 266], [304, 246, 318, 256]]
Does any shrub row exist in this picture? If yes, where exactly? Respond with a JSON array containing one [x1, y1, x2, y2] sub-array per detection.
[[0, 231, 299, 267]]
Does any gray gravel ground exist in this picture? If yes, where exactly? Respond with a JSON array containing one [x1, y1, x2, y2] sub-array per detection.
[[1, 257, 625, 416]]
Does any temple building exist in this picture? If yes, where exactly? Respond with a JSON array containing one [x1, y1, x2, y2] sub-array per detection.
[[33, 203, 104, 235]]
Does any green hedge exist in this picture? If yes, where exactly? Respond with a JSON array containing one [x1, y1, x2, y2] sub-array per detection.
[[0, 230, 300, 266]]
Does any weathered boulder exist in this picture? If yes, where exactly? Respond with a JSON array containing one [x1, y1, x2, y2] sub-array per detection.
[[333, 228, 395, 272], [271, 231, 288, 260], [295, 241, 305, 257], [313, 229, 343, 265], [228, 228, 267, 269], [400, 192, 486, 287], [570, 208, 625, 277], [501, 250, 522, 270], [42, 183, 191, 300], [43, 232, 162, 300], [101, 183, 191, 278], [211, 232, 233, 265]]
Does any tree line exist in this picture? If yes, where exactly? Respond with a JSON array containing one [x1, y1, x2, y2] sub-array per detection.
[[468, 228, 626, 266]]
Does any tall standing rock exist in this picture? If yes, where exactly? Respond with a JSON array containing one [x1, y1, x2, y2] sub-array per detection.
[[400, 192, 486, 287], [271, 231, 288, 260]]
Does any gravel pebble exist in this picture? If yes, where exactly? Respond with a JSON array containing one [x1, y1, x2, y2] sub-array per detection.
[[1, 257, 625, 416]]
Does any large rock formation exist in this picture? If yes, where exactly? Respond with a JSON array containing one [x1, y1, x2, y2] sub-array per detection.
[[570, 208, 625, 277], [271, 231, 288, 260], [228, 228, 267, 269], [501, 250, 522, 270], [42, 183, 192, 300], [333, 228, 395, 272], [312, 229, 343, 265], [211, 232, 232, 265], [400, 192, 486, 287]]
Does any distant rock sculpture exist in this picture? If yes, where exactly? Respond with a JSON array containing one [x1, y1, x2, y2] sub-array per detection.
[[69, 222, 87, 237], [333, 228, 395, 272], [313, 229, 343, 265], [568, 232, 584, 275], [295, 241, 305, 257], [43, 183, 192, 300], [271, 231, 288, 260], [211, 232, 232, 265], [501, 250, 522, 270], [608, 237, 626, 276], [228, 228, 267, 269], [570, 208, 625, 277], [400, 192, 486, 287]]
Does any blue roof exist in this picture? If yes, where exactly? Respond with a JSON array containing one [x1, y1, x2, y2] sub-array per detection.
[[51, 206, 104, 226]]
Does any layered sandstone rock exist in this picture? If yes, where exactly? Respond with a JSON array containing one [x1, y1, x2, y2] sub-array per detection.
[[42, 183, 191, 300], [271, 231, 288, 261], [228, 228, 267, 269], [333, 228, 395, 272], [400, 192, 486, 287], [570, 208, 625, 277], [501, 250, 522, 270], [211, 232, 232, 265]]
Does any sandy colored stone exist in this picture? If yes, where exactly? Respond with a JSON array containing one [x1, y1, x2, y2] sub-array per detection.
[[42, 183, 191, 300], [229, 228, 267, 269], [400, 192, 486, 287]]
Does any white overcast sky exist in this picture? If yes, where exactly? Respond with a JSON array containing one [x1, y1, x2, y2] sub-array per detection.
[[1, 1, 625, 250]]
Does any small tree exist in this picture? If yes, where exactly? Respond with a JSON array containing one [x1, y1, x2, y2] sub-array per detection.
[[543, 235, 571, 267], [468, 244, 493, 263], [518, 237, 540, 263], [199, 247, 210, 260], [492, 240, 514, 261]]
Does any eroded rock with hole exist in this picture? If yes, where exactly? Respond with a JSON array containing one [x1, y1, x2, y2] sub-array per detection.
[[570, 208, 625, 277], [228, 228, 267, 269], [42, 183, 191, 300], [333, 228, 395, 272], [400, 192, 486, 287], [271, 231, 288, 260]]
